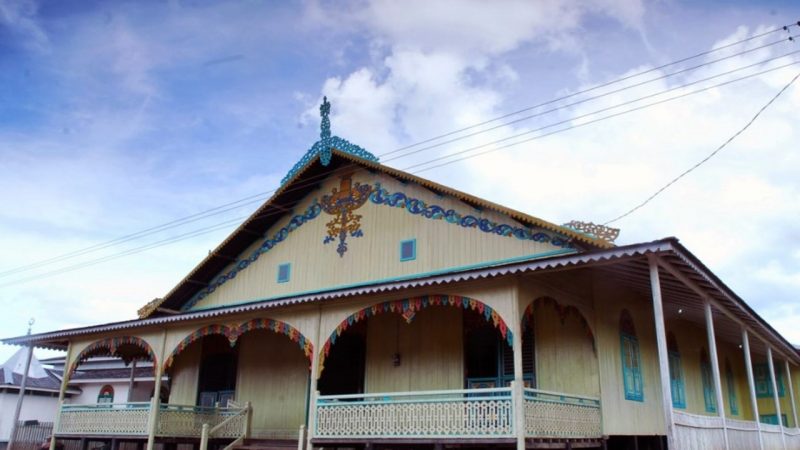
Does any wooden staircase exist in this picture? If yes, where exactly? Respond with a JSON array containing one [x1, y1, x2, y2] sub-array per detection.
[[230, 438, 298, 450]]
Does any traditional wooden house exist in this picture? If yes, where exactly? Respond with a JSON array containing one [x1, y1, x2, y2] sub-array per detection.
[[4, 99, 800, 450]]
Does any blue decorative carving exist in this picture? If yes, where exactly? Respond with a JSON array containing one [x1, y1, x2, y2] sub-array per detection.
[[369, 183, 573, 248], [182, 201, 323, 310], [182, 181, 571, 311], [281, 97, 379, 185]]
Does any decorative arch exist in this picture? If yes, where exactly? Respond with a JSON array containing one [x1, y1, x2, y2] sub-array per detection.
[[163, 319, 312, 370], [522, 297, 595, 349], [69, 336, 157, 380], [319, 294, 513, 375]]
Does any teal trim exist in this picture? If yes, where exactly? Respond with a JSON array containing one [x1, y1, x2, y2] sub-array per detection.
[[620, 333, 644, 402], [400, 239, 416, 262], [701, 359, 717, 413], [187, 248, 577, 313], [668, 351, 686, 409], [760, 414, 788, 426], [277, 262, 291, 283], [726, 365, 739, 416], [755, 363, 785, 398]]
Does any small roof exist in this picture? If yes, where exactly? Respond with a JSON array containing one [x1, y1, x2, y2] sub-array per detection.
[[0, 348, 77, 393], [1, 347, 48, 383]]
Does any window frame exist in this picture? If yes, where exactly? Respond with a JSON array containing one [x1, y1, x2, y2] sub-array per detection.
[[97, 385, 115, 404], [620, 332, 644, 402], [399, 239, 416, 262], [277, 262, 291, 284]]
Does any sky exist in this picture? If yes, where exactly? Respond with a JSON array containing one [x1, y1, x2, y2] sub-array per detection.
[[0, 0, 799, 362]]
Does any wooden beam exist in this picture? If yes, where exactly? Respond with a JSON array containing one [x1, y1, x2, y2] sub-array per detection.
[[704, 302, 729, 450], [657, 258, 797, 363], [767, 347, 787, 449], [786, 361, 799, 428], [212, 253, 237, 262], [186, 279, 208, 286], [742, 329, 765, 450], [647, 255, 676, 449], [155, 308, 181, 315]]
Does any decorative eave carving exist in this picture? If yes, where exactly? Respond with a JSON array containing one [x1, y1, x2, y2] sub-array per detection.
[[562, 220, 620, 244]]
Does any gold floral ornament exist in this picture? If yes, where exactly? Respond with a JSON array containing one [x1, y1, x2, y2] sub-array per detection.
[[562, 220, 620, 244], [321, 176, 373, 257]]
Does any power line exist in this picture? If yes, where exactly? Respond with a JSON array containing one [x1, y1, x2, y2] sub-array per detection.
[[2, 24, 798, 281], [603, 69, 800, 225], [2, 57, 797, 287], [403, 53, 800, 173], [380, 21, 798, 158]]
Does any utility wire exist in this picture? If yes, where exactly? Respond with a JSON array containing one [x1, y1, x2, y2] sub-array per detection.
[[2, 25, 798, 281], [603, 69, 800, 225], [380, 21, 798, 158], [1, 57, 797, 288]]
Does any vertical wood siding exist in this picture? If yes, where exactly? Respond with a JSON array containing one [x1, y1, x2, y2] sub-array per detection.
[[236, 330, 308, 437], [365, 307, 463, 393], [190, 170, 566, 311], [534, 300, 600, 397], [168, 342, 200, 405]]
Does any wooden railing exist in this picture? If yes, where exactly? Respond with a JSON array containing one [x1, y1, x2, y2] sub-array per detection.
[[522, 388, 601, 438], [57, 402, 152, 436], [314, 387, 515, 439], [55, 401, 249, 440], [673, 410, 800, 450], [199, 401, 251, 450]]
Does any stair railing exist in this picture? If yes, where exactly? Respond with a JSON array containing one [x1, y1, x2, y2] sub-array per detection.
[[199, 401, 251, 450]]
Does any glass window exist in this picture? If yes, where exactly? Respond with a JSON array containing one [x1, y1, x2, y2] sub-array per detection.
[[726, 360, 738, 416], [701, 349, 717, 413], [277, 263, 291, 283], [620, 310, 644, 401], [97, 385, 114, 404], [400, 239, 416, 262], [667, 332, 685, 409], [755, 363, 785, 398]]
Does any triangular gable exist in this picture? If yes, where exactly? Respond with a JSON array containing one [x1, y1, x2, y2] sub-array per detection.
[[139, 100, 614, 318]]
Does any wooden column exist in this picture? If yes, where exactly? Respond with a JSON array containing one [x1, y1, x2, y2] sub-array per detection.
[[767, 347, 787, 449], [306, 305, 323, 450], [50, 342, 73, 450], [742, 329, 764, 450], [511, 281, 525, 450], [146, 331, 168, 450], [647, 255, 675, 448], [704, 302, 729, 450], [785, 361, 798, 428], [127, 360, 137, 402]]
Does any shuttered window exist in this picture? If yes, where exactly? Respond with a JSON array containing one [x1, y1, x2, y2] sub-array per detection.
[[620, 310, 643, 402], [701, 349, 717, 413], [726, 360, 738, 416], [669, 351, 686, 408]]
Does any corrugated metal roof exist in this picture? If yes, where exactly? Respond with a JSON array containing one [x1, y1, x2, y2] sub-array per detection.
[[5, 237, 797, 362]]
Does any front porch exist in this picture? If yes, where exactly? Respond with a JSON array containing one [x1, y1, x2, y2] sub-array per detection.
[[53, 386, 603, 449]]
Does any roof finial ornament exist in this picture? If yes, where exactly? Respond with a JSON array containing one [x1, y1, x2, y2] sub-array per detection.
[[320, 96, 331, 140]]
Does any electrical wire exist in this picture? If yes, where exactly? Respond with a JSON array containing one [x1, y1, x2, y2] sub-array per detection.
[[603, 69, 800, 225], [2, 24, 798, 283], [1, 56, 797, 288]]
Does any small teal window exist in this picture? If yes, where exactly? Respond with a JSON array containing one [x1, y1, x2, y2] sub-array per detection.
[[277, 263, 291, 283], [755, 363, 785, 398], [760, 414, 788, 426], [620, 310, 644, 402], [701, 349, 717, 413], [726, 360, 738, 416], [667, 333, 685, 409], [400, 239, 416, 262]]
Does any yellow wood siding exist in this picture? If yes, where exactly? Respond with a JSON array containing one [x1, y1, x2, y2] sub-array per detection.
[[365, 307, 463, 393], [168, 342, 200, 405], [592, 276, 666, 435], [190, 170, 567, 311], [533, 299, 599, 397], [236, 330, 309, 437]]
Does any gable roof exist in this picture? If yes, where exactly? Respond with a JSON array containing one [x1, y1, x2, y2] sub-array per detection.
[[137, 149, 613, 318]]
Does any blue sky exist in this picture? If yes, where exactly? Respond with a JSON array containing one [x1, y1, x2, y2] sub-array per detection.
[[1, 0, 799, 361]]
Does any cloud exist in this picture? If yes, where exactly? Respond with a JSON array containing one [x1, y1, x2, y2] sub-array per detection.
[[0, 0, 48, 51]]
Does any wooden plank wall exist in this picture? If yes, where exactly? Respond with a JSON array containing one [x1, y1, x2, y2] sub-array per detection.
[[365, 307, 463, 393], [168, 342, 200, 405], [236, 330, 308, 437], [191, 170, 565, 311]]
